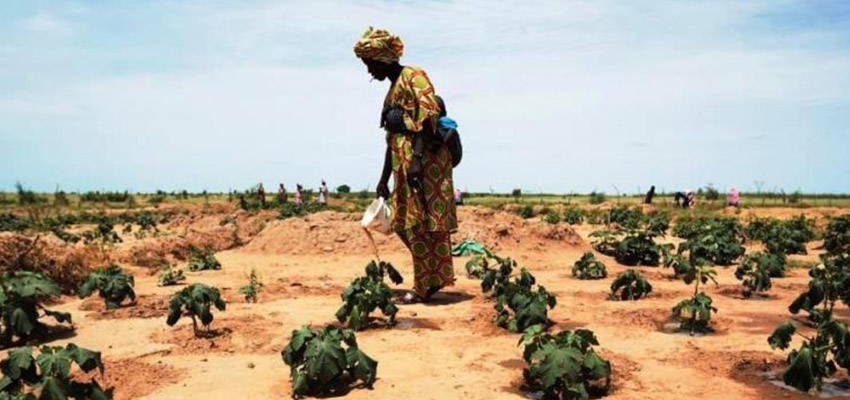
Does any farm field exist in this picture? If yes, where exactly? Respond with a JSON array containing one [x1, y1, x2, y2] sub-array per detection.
[[2, 199, 850, 400]]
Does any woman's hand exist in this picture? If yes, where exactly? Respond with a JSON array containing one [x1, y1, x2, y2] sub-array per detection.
[[407, 156, 424, 192], [376, 181, 390, 199]]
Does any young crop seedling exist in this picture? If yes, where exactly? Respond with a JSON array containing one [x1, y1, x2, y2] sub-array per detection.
[[465, 254, 489, 279], [519, 324, 611, 399], [672, 264, 718, 334], [518, 205, 534, 219], [157, 266, 186, 287], [735, 252, 785, 298], [589, 230, 619, 256], [0, 271, 72, 346], [562, 208, 583, 225], [675, 216, 745, 265], [81, 222, 123, 248], [0, 343, 110, 399], [824, 215, 850, 255], [608, 205, 643, 230], [238, 268, 264, 303], [493, 268, 557, 332], [166, 283, 226, 337], [187, 248, 221, 272], [335, 261, 403, 331], [610, 269, 653, 300], [78, 265, 136, 309], [282, 325, 377, 399], [543, 211, 560, 225], [571, 252, 607, 280], [768, 253, 850, 392]]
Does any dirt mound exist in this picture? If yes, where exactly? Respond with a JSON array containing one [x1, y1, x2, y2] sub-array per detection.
[[76, 358, 185, 400], [220, 279, 345, 304], [0, 232, 109, 292], [150, 316, 284, 355], [242, 207, 585, 256], [116, 210, 277, 267], [79, 294, 171, 320]]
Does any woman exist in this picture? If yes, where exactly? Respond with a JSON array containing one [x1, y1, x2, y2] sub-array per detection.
[[354, 27, 457, 303]]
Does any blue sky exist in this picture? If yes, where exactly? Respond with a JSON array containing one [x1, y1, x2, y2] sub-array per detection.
[[1, 0, 848, 194]]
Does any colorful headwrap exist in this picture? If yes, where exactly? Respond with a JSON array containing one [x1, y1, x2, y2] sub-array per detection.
[[354, 27, 404, 64]]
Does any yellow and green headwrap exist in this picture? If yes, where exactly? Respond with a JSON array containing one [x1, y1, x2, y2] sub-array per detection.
[[353, 27, 404, 64]]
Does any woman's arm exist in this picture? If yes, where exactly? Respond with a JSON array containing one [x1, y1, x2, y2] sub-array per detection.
[[376, 145, 392, 199]]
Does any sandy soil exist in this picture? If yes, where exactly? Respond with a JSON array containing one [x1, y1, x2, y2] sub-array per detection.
[[17, 206, 850, 400]]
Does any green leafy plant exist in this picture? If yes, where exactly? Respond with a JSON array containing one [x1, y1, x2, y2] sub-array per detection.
[[157, 266, 185, 287], [610, 269, 652, 300], [77, 265, 136, 309], [588, 191, 606, 205], [335, 261, 403, 331], [824, 215, 850, 255], [518, 205, 534, 219], [614, 228, 665, 266], [519, 324, 611, 399], [678, 224, 745, 266], [748, 216, 815, 256], [493, 268, 556, 332], [589, 230, 619, 256], [238, 269, 264, 303], [543, 211, 561, 225], [0, 343, 110, 399], [571, 252, 607, 280], [0, 271, 72, 346], [187, 249, 221, 272], [81, 223, 122, 247], [672, 265, 718, 333], [465, 255, 489, 279], [608, 205, 643, 230], [166, 283, 226, 336], [562, 208, 583, 225], [281, 325, 377, 399], [768, 255, 850, 392], [735, 252, 785, 298]]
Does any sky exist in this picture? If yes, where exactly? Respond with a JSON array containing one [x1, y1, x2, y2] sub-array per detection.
[[1, 0, 848, 194]]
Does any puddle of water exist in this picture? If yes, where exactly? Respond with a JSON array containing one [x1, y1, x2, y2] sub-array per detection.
[[760, 371, 850, 398]]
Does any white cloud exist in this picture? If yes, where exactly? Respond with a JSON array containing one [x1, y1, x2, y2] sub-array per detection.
[[19, 13, 73, 36]]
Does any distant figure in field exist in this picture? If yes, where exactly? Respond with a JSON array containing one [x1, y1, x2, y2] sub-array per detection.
[[728, 187, 740, 208], [257, 183, 266, 208], [644, 186, 656, 204], [674, 191, 689, 208], [454, 188, 463, 205], [294, 184, 303, 205], [687, 191, 696, 208], [277, 184, 287, 204], [318, 180, 329, 205], [238, 194, 248, 210]]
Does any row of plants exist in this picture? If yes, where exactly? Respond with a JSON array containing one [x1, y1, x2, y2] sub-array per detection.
[[768, 215, 850, 393]]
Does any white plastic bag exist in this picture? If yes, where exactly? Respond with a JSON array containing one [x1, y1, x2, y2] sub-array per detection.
[[361, 197, 393, 235]]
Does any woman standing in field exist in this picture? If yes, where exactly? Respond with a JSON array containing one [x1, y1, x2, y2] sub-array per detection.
[[354, 27, 457, 303]]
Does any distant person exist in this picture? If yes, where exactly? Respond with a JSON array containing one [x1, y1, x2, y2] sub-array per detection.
[[318, 180, 329, 205], [728, 187, 740, 208], [355, 27, 457, 303], [277, 184, 287, 204], [257, 183, 266, 208], [687, 190, 696, 208], [644, 186, 656, 204], [674, 191, 689, 209], [454, 188, 463, 205], [294, 184, 303, 205]]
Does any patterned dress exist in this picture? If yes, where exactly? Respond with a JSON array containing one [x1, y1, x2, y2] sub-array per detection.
[[383, 65, 457, 296]]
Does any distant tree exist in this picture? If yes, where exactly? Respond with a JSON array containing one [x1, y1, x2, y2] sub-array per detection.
[[512, 189, 522, 198], [704, 184, 720, 201], [336, 185, 351, 194]]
